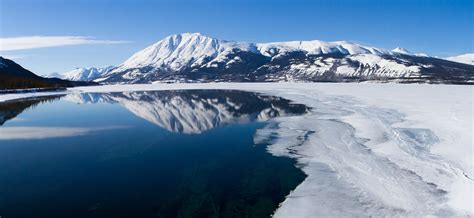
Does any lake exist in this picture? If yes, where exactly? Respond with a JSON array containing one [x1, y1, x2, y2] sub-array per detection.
[[0, 90, 309, 218]]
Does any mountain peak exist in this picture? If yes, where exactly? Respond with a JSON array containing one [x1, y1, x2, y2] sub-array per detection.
[[173, 32, 206, 37], [62, 66, 114, 81], [161, 32, 213, 42], [392, 47, 411, 55], [117, 33, 394, 72], [113, 32, 255, 73]]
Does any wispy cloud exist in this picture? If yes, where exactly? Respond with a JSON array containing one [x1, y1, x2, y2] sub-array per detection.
[[0, 36, 130, 51]]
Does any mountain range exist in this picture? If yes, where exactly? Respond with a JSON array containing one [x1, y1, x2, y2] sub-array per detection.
[[3, 33, 473, 87], [92, 33, 473, 84], [48, 66, 114, 81]]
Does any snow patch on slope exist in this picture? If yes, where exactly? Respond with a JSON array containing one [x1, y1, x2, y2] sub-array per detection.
[[278, 54, 421, 79], [45, 72, 63, 79], [392, 47, 411, 55], [348, 54, 421, 77], [257, 40, 389, 57], [446, 53, 474, 65], [63, 66, 114, 81]]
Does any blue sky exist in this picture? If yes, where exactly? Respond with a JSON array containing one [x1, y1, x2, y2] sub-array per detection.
[[0, 0, 472, 75]]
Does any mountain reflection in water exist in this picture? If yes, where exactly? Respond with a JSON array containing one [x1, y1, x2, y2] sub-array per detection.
[[0, 95, 63, 125], [64, 90, 309, 133]]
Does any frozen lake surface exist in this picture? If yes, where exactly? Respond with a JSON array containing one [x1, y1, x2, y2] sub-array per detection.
[[0, 83, 472, 217]]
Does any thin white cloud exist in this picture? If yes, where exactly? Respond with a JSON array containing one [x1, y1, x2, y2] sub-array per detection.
[[0, 36, 130, 51]]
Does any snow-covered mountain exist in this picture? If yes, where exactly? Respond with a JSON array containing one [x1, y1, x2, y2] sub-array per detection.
[[45, 72, 63, 79], [445, 54, 474, 65], [97, 33, 474, 84], [62, 66, 114, 81], [391, 47, 414, 55], [65, 90, 308, 134]]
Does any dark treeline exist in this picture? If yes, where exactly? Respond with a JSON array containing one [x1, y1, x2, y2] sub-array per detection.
[[0, 74, 58, 89], [0, 73, 96, 90]]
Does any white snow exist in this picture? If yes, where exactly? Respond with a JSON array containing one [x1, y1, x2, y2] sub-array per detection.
[[45, 72, 63, 78], [62, 66, 114, 81], [110, 33, 257, 74], [281, 54, 421, 78], [257, 83, 473, 217], [348, 54, 421, 77], [113, 32, 395, 76], [0, 92, 68, 103], [446, 53, 474, 65], [392, 47, 411, 55], [257, 40, 389, 57], [0, 82, 472, 216], [102, 33, 431, 82]]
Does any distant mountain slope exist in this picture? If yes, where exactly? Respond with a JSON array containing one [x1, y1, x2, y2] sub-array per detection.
[[97, 33, 474, 84], [46, 72, 63, 79], [62, 66, 114, 81], [445, 54, 474, 65], [0, 56, 95, 90]]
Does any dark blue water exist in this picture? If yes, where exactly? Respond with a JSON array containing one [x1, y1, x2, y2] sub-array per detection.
[[0, 90, 308, 218]]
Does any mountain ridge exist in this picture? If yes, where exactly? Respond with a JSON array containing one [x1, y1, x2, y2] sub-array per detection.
[[79, 33, 474, 84], [62, 66, 114, 81]]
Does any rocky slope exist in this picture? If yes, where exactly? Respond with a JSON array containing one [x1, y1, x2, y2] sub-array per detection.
[[96, 33, 474, 84]]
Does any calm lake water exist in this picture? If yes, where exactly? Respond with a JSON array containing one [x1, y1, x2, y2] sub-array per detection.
[[0, 90, 308, 218]]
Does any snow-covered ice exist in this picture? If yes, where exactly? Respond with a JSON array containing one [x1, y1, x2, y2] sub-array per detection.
[[0, 82, 472, 216]]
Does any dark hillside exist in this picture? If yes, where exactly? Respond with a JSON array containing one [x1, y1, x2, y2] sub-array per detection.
[[0, 56, 96, 90]]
